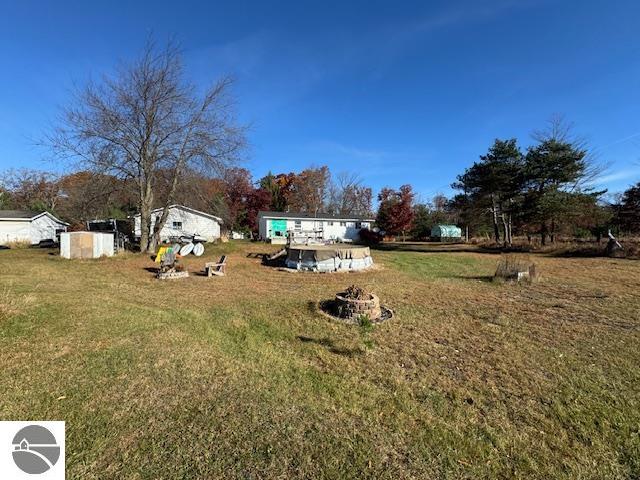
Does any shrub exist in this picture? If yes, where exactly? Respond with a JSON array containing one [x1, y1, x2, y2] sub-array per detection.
[[494, 254, 537, 283], [4, 240, 31, 249], [358, 228, 383, 245]]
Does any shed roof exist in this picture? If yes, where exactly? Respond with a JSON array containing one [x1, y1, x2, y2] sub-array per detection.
[[131, 204, 223, 223], [0, 210, 69, 225], [258, 211, 374, 221], [0, 210, 41, 219]]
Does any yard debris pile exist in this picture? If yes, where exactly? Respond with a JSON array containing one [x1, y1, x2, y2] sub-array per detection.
[[605, 231, 625, 258], [156, 245, 189, 279], [494, 254, 538, 283], [341, 284, 369, 301]]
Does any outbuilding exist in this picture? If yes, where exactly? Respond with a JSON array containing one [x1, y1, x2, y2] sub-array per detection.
[[60, 232, 114, 259], [430, 224, 463, 242], [258, 211, 374, 244], [132, 205, 223, 243], [0, 210, 68, 245]]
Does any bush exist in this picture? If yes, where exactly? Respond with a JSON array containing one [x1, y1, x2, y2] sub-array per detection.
[[4, 240, 31, 249], [358, 228, 383, 245], [494, 254, 537, 282]]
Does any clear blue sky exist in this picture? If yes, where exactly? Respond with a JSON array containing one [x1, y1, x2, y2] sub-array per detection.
[[1, 0, 640, 201]]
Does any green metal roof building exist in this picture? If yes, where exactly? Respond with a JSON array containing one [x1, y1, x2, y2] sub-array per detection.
[[431, 224, 462, 240]]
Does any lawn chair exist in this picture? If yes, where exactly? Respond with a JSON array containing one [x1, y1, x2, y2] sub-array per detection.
[[205, 255, 227, 277]]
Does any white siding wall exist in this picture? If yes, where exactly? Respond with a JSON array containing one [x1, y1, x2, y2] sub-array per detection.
[[0, 221, 30, 244], [0, 215, 67, 245], [259, 217, 371, 241], [134, 207, 221, 242], [323, 220, 369, 241], [30, 215, 66, 244]]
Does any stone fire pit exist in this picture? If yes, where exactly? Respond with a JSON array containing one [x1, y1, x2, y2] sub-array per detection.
[[320, 285, 392, 324], [335, 291, 381, 321]]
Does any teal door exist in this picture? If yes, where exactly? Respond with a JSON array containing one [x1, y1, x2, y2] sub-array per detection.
[[269, 219, 287, 238]]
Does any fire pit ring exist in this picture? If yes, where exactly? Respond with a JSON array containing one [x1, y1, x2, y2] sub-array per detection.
[[318, 286, 393, 324]]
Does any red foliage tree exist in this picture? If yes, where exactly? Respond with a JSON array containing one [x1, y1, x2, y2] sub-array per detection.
[[376, 184, 415, 240], [246, 187, 272, 234], [221, 168, 253, 230]]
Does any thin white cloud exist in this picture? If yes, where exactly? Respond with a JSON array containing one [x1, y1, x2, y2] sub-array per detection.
[[590, 167, 640, 185], [598, 132, 640, 150], [310, 141, 389, 160], [185, 1, 542, 113]]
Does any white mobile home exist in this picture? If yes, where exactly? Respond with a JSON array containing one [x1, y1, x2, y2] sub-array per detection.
[[132, 205, 222, 242], [258, 211, 374, 244], [0, 210, 68, 245]]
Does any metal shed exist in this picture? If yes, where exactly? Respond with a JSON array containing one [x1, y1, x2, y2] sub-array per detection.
[[431, 224, 462, 241]]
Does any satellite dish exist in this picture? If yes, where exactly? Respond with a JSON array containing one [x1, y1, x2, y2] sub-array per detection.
[[180, 242, 194, 256], [192, 242, 205, 257], [372, 227, 380, 233]]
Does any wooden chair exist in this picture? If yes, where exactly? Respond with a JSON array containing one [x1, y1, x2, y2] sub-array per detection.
[[205, 255, 227, 277]]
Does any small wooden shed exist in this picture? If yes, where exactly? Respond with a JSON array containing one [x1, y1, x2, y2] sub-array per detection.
[[60, 232, 114, 259]]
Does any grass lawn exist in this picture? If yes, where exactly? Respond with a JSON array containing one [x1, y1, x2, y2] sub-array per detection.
[[1, 241, 639, 479]]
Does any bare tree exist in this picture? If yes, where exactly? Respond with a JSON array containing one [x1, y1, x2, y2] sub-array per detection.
[[531, 113, 575, 144], [327, 171, 373, 216], [0, 168, 61, 212], [49, 39, 246, 252]]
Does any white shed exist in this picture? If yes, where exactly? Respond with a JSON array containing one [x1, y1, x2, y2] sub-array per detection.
[[0, 210, 69, 245], [60, 232, 114, 259], [132, 205, 223, 242]]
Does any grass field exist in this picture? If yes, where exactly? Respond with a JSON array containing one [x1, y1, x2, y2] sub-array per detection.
[[1, 241, 639, 479]]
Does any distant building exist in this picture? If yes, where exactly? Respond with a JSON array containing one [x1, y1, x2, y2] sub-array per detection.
[[431, 224, 462, 242], [132, 205, 222, 242], [258, 211, 374, 244], [0, 210, 68, 245]]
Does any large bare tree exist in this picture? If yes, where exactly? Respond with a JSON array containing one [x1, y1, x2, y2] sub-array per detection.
[[327, 171, 373, 216], [50, 39, 246, 252]]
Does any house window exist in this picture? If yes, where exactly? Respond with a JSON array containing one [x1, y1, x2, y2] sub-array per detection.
[[355, 222, 362, 229], [294, 220, 302, 230], [328, 221, 334, 226], [172, 221, 183, 229], [340, 221, 346, 227]]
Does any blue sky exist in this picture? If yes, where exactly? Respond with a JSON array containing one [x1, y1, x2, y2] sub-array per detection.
[[1, 0, 640, 201]]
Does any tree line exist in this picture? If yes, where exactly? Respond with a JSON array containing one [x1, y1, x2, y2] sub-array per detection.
[[373, 118, 640, 244], [1, 39, 638, 250], [0, 165, 373, 234]]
